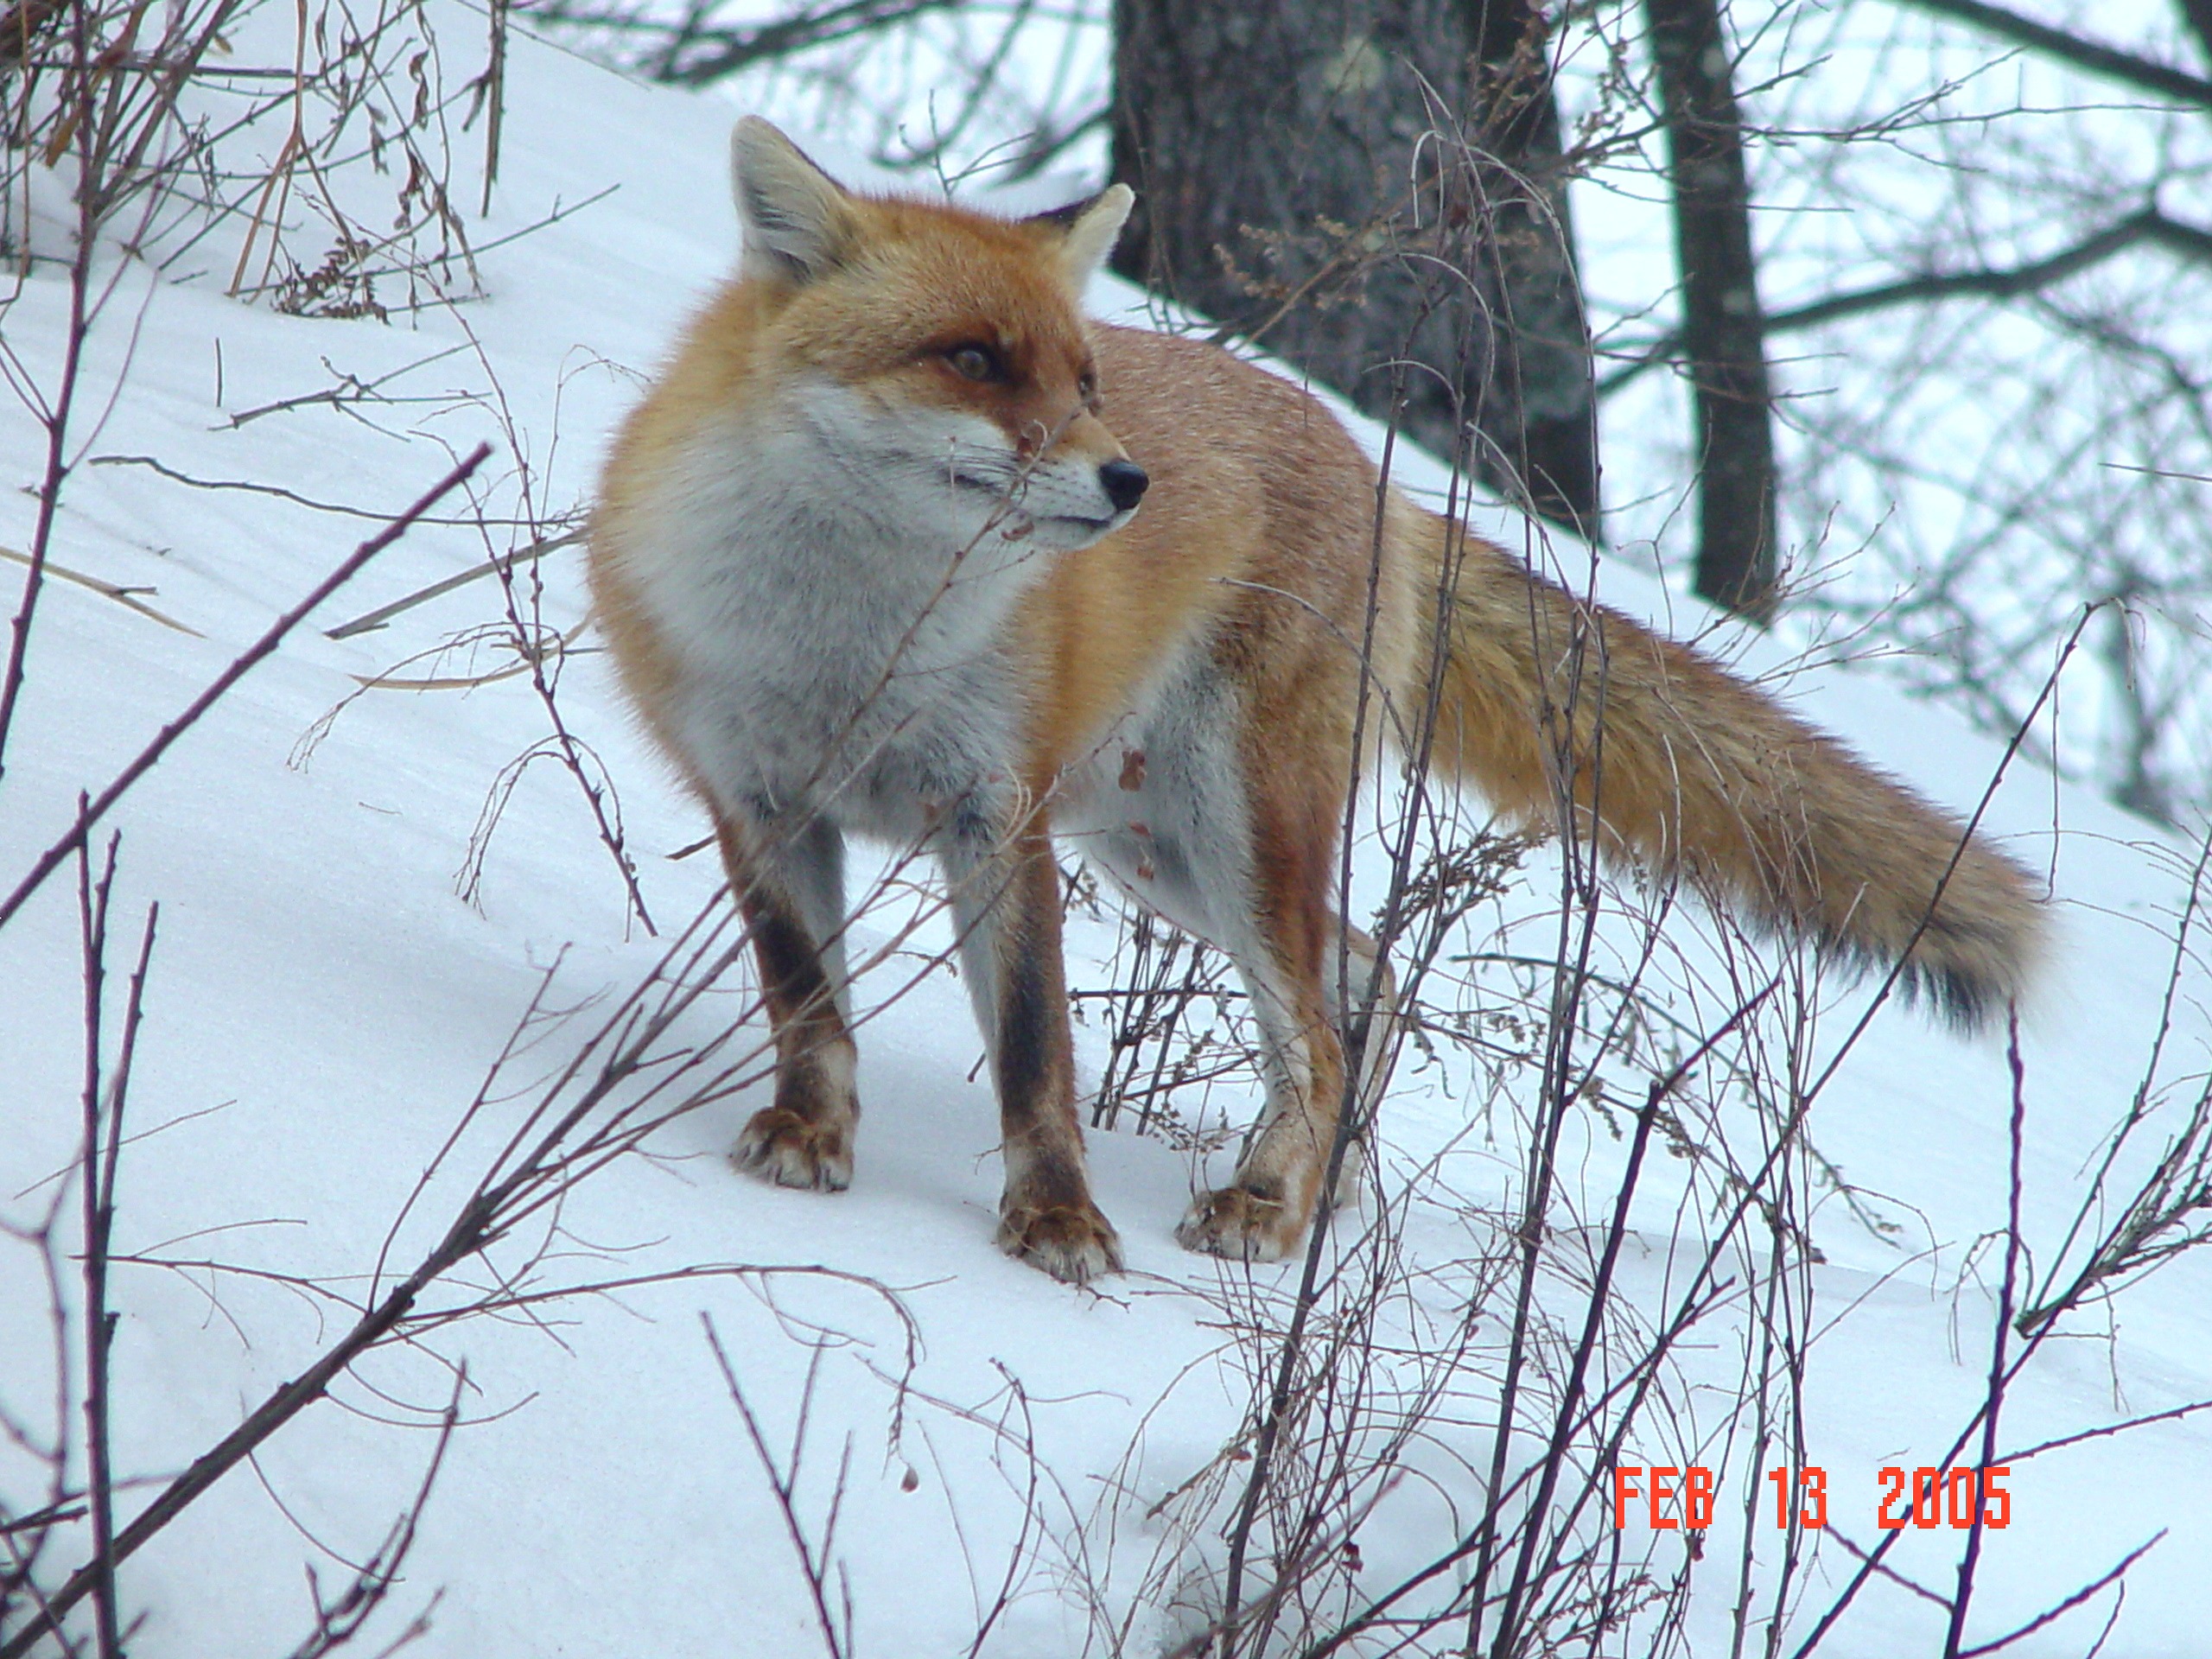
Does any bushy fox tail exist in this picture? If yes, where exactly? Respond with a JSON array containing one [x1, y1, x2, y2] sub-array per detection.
[[1400, 507, 2045, 1027]]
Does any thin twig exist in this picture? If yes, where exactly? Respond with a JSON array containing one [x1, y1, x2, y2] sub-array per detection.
[[75, 829, 122, 1659], [1891, 0, 2212, 109], [702, 1313, 849, 1659], [1942, 1010, 2028, 1658], [0, 443, 490, 933], [1955, 1533, 2165, 1657], [0, 0, 100, 785]]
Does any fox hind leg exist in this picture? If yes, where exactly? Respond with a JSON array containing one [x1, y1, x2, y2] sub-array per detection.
[[720, 807, 861, 1192], [1176, 919, 1401, 1260], [1082, 669, 1391, 1262], [1170, 778, 1379, 1263], [1174, 972, 1342, 1258], [1319, 923, 1397, 1208]]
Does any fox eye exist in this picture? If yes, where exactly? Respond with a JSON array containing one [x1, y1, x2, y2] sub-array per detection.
[[945, 344, 1004, 383], [1077, 369, 1098, 404]]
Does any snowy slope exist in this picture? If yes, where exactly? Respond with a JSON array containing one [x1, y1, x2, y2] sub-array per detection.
[[3, 10, 2209, 1656]]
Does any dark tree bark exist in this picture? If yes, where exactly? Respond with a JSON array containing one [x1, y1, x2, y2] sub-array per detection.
[[1109, 0, 1600, 538], [1644, 0, 1777, 622], [1460, 0, 1599, 535]]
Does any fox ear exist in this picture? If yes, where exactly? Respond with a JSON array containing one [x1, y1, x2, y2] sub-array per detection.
[[730, 117, 855, 283], [1028, 184, 1134, 289]]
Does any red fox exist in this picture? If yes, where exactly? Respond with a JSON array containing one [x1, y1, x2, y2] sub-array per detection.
[[589, 118, 2046, 1283]]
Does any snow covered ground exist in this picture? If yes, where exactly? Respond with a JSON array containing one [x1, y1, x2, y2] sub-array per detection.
[[4, 8, 2210, 1655]]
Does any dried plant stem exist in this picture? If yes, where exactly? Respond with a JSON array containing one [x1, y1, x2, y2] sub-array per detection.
[[0, 546, 201, 638], [322, 530, 580, 640]]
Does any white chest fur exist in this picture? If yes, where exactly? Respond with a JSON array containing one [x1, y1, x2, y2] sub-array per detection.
[[613, 384, 1068, 845]]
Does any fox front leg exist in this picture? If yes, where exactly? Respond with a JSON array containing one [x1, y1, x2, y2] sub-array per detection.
[[718, 807, 861, 1192], [942, 815, 1123, 1284]]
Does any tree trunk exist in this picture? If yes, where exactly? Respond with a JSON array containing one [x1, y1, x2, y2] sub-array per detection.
[[1459, 0, 1599, 537], [1109, 0, 1599, 538], [1645, 0, 1778, 621]]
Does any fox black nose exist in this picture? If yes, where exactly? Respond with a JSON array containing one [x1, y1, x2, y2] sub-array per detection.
[[1098, 458, 1149, 513]]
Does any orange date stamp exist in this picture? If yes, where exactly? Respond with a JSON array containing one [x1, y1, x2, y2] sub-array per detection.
[[1613, 1465, 2012, 1530]]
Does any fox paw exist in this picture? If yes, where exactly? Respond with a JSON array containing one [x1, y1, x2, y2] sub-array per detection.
[[1175, 1185, 1306, 1262], [733, 1106, 854, 1192], [998, 1201, 1124, 1286]]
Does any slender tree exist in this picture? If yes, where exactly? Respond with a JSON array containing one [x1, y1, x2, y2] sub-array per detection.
[[1644, 0, 1777, 621]]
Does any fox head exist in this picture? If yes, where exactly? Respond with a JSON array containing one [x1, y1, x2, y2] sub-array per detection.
[[728, 117, 1147, 557]]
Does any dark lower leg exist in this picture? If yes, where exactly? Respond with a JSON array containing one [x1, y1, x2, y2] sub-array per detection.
[[720, 813, 860, 1192], [955, 832, 1121, 1283]]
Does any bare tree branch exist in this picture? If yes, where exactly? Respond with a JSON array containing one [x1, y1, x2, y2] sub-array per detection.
[[1602, 206, 2212, 395], [518, 0, 957, 87], [1888, 0, 2212, 110]]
